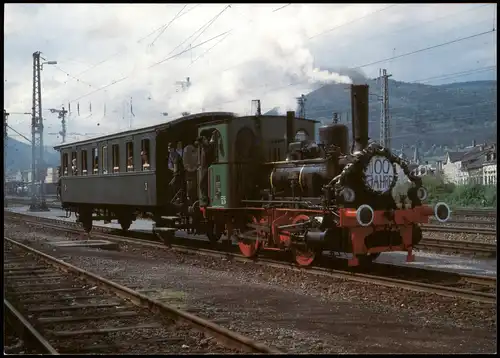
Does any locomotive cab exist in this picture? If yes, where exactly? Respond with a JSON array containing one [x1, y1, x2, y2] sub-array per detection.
[[286, 140, 321, 161]]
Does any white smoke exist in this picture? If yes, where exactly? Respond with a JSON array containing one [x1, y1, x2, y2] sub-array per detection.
[[146, 6, 353, 118]]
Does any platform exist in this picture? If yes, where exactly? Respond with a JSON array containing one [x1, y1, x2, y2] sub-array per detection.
[[49, 239, 119, 250]]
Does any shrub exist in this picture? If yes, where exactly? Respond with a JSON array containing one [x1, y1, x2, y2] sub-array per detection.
[[392, 174, 496, 208]]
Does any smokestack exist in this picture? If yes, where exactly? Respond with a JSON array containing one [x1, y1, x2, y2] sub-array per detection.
[[350, 84, 369, 153], [286, 111, 295, 147]]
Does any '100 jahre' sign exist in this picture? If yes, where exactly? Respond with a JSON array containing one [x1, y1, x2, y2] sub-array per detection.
[[364, 156, 395, 193]]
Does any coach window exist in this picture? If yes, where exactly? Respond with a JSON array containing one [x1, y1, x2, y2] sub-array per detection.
[[92, 148, 98, 174], [112, 144, 120, 173], [62, 153, 69, 175], [141, 139, 150, 170], [71, 151, 78, 175], [126, 142, 134, 171], [101, 146, 108, 174], [81, 150, 88, 175]]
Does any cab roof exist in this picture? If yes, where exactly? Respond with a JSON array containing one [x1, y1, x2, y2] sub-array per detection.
[[53, 111, 319, 151]]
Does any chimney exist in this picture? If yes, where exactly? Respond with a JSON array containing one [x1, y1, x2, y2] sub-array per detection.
[[472, 139, 476, 147], [350, 84, 369, 153], [286, 111, 295, 147]]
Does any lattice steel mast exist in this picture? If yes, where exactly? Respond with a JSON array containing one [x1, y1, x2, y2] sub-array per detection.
[[30, 51, 56, 211], [378, 68, 392, 149]]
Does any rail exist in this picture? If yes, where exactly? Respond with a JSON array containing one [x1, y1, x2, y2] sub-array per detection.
[[4, 237, 280, 354], [418, 238, 496, 256], [421, 224, 496, 235]]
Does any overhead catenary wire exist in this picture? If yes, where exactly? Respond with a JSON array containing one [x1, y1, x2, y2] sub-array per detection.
[[54, 66, 95, 88], [65, 30, 230, 105], [24, 5, 494, 117], [350, 29, 496, 71], [308, 4, 399, 40], [213, 4, 391, 76], [272, 4, 291, 12], [189, 32, 232, 66], [52, 5, 496, 111], [185, 3, 295, 70], [63, 2, 294, 105], [58, 3, 385, 107], [320, 3, 494, 57], [74, 4, 201, 78], [184, 4, 231, 51], [149, 4, 188, 46], [165, 4, 231, 58], [412, 65, 496, 84], [203, 28, 498, 110], [6, 4, 203, 111]]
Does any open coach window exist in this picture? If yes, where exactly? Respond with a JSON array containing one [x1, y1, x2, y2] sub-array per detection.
[[112, 144, 120, 173], [92, 148, 98, 174], [62, 153, 69, 175], [71, 151, 77, 175], [101, 146, 108, 174], [126, 142, 134, 172], [141, 139, 150, 170], [81, 150, 88, 175]]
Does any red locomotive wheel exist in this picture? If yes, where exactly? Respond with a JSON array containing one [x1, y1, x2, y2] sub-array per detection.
[[238, 216, 262, 258], [293, 247, 316, 266], [291, 214, 317, 266]]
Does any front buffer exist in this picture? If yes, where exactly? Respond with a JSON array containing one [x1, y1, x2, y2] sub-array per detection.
[[338, 202, 452, 266]]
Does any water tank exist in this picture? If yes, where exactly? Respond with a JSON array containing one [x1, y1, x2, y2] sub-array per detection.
[[318, 123, 349, 154]]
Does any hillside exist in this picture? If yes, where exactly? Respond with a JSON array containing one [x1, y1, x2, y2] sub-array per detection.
[[295, 79, 497, 151], [5, 137, 60, 173]]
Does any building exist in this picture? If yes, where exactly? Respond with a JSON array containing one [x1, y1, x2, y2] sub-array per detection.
[[442, 142, 497, 186]]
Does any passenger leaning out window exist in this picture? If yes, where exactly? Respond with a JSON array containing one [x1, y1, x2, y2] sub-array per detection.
[[71, 158, 78, 175], [141, 151, 150, 170], [127, 156, 134, 171]]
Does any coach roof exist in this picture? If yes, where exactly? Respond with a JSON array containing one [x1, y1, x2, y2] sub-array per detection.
[[54, 111, 235, 150]]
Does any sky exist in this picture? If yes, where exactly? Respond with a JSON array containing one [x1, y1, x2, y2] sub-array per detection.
[[4, 3, 497, 146]]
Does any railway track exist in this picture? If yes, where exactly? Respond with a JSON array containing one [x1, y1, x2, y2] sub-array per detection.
[[418, 238, 496, 257], [421, 224, 496, 235], [430, 218, 496, 226], [4, 211, 496, 305], [4, 237, 279, 354], [452, 208, 497, 218]]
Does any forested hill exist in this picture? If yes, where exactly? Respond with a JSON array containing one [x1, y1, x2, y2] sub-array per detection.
[[5, 137, 60, 172], [267, 79, 497, 151]]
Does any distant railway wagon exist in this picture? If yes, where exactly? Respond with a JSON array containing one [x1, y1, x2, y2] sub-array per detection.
[[55, 85, 450, 267]]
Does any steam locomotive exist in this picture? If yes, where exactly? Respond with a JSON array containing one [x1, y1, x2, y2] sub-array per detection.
[[55, 84, 450, 267]]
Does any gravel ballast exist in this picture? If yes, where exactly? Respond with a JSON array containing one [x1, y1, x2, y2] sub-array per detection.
[[4, 241, 237, 354], [4, 221, 496, 354]]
